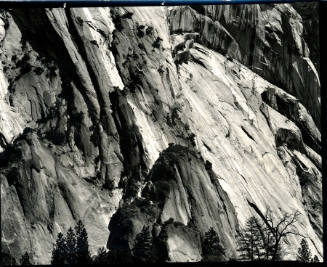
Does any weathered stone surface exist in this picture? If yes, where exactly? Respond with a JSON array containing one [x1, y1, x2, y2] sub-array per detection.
[[1, 130, 122, 263], [169, 4, 320, 129], [0, 3, 321, 263], [108, 145, 238, 260], [292, 2, 319, 73]]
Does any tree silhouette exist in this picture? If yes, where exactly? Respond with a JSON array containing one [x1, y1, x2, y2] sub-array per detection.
[[154, 226, 169, 262], [238, 209, 303, 261], [92, 247, 108, 264], [238, 216, 264, 260], [262, 209, 303, 261], [20, 252, 31, 265], [312, 255, 319, 262], [75, 220, 91, 264], [107, 249, 134, 264], [1, 252, 17, 266], [51, 222, 92, 265], [132, 226, 154, 263], [51, 232, 67, 265], [202, 227, 225, 262], [66, 227, 77, 264], [297, 238, 312, 262]]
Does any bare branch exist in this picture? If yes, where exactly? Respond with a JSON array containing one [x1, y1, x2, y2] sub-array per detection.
[[279, 211, 301, 237]]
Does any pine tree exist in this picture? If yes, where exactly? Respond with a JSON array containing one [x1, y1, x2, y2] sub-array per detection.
[[51, 232, 67, 265], [238, 217, 263, 261], [20, 252, 31, 265], [202, 227, 225, 262], [75, 220, 91, 264], [92, 247, 108, 264], [312, 255, 319, 262], [297, 238, 312, 262], [132, 226, 154, 263], [153, 225, 169, 262], [66, 227, 77, 264], [257, 219, 275, 260]]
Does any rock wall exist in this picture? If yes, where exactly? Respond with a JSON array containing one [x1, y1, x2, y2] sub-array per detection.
[[108, 145, 239, 261], [0, 3, 321, 264]]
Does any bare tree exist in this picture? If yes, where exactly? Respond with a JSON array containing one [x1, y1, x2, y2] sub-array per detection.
[[239, 208, 304, 261], [259, 209, 304, 260]]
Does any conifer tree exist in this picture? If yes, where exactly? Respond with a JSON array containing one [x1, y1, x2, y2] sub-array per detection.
[[297, 238, 312, 262], [155, 227, 169, 262], [66, 227, 77, 264], [51, 232, 67, 265], [132, 226, 154, 263], [92, 247, 108, 264], [238, 217, 263, 260], [256, 218, 275, 260], [75, 220, 91, 264], [312, 255, 319, 262], [20, 252, 31, 265], [202, 227, 225, 262]]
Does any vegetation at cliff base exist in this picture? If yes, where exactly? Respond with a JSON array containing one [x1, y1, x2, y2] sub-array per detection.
[[51, 220, 91, 265], [201, 227, 225, 262], [297, 238, 319, 262], [47, 211, 319, 264], [237, 209, 308, 261], [132, 226, 154, 263], [20, 252, 31, 265]]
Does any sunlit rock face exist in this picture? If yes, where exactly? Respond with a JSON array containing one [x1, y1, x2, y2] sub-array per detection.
[[0, 3, 321, 264], [108, 145, 239, 261], [169, 4, 320, 129]]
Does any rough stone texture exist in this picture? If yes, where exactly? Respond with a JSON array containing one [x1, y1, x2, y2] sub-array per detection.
[[169, 4, 320, 129], [108, 145, 238, 261], [292, 2, 319, 73], [0, 3, 321, 264]]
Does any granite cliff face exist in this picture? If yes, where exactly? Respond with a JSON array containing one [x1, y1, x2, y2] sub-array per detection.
[[0, 3, 321, 264]]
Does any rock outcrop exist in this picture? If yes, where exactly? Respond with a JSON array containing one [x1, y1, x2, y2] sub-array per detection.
[[0, 3, 321, 264], [169, 4, 320, 129], [108, 145, 239, 261]]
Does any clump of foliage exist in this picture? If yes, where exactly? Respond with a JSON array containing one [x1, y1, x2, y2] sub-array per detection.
[[75, 220, 91, 263], [137, 25, 146, 38], [238, 216, 264, 260], [297, 238, 311, 262], [16, 54, 32, 74], [202, 227, 225, 262], [312, 255, 319, 262], [188, 132, 196, 147], [297, 238, 319, 262], [153, 226, 169, 262], [51, 220, 91, 265], [92, 247, 134, 264], [51, 232, 67, 265], [146, 26, 154, 36], [205, 160, 212, 171], [132, 226, 154, 263], [1, 252, 17, 266], [20, 252, 31, 265], [152, 37, 163, 49]]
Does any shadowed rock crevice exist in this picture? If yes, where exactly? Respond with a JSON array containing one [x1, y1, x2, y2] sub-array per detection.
[[109, 90, 148, 198], [261, 88, 320, 155]]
